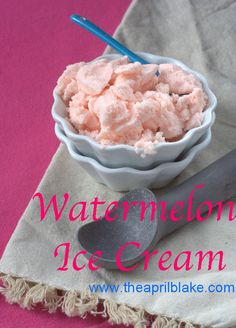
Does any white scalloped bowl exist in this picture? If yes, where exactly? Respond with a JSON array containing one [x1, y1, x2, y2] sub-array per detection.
[[55, 120, 213, 192], [52, 52, 217, 170]]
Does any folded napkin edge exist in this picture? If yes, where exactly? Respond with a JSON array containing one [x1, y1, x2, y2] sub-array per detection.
[[0, 272, 198, 328]]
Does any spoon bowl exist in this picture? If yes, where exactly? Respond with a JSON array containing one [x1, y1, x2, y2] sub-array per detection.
[[78, 149, 236, 269], [78, 189, 159, 268]]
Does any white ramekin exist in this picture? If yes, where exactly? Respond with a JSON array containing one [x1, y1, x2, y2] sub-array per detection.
[[52, 52, 217, 170], [55, 118, 213, 192]]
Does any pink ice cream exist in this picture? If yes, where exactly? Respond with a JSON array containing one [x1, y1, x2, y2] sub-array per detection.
[[56, 56, 208, 155]]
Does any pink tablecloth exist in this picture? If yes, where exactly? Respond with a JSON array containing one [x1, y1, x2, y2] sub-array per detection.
[[0, 1, 131, 326]]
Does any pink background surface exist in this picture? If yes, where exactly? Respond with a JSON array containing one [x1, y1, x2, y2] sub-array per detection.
[[0, 1, 131, 327]]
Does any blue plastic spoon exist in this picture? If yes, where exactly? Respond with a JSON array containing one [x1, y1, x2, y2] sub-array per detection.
[[70, 14, 159, 75]]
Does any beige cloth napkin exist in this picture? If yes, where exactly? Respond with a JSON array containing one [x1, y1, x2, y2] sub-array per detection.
[[1, 0, 236, 327]]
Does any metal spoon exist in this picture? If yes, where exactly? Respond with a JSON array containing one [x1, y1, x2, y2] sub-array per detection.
[[78, 149, 236, 269], [70, 14, 159, 75]]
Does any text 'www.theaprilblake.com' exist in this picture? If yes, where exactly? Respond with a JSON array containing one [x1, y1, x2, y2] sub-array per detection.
[[88, 281, 235, 295]]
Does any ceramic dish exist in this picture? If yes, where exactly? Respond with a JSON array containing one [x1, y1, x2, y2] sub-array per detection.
[[55, 117, 213, 191], [52, 52, 217, 170]]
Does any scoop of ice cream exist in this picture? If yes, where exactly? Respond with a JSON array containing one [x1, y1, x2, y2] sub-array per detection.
[[77, 60, 113, 96], [56, 57, 208, 155], [158, 63, 201, 94], [56, 62, 85, 104], [69, 92, 100, 131]]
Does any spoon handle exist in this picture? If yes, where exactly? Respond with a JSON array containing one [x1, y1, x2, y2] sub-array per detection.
[[158, 148, 236, 239], [70, 14, 150, 65]]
